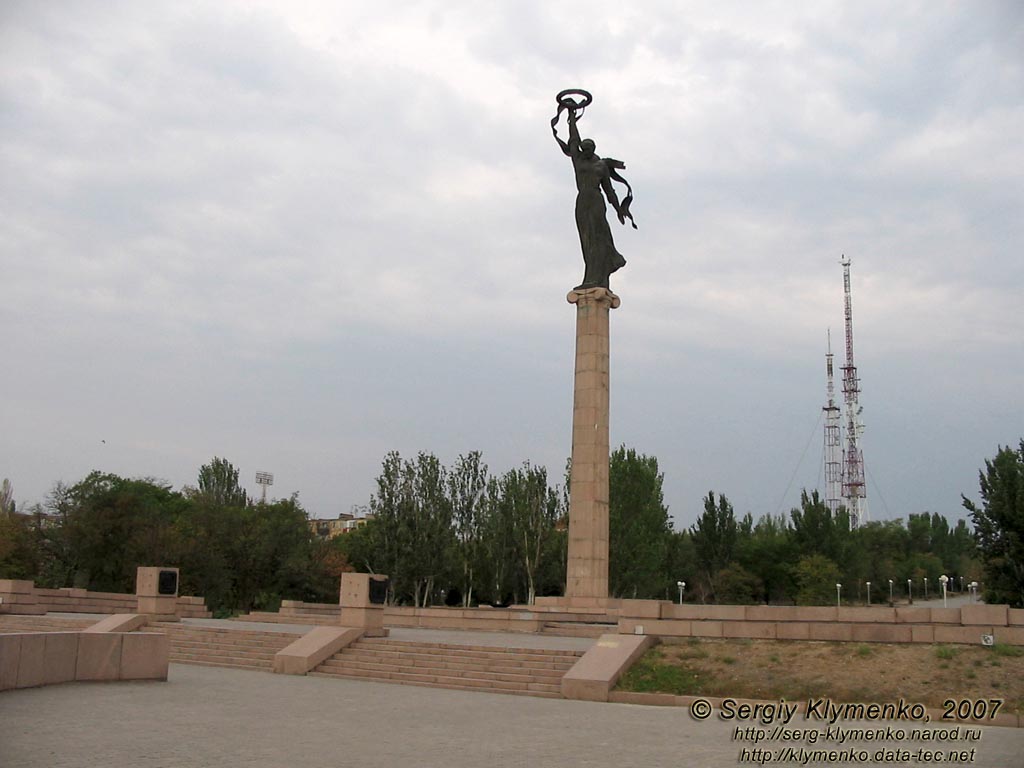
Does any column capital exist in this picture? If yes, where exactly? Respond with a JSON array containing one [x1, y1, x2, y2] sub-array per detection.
[[567, 286, 621, 309]]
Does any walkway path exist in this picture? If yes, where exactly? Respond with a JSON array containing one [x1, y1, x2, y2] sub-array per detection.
[[4, 662, 1023, 768]]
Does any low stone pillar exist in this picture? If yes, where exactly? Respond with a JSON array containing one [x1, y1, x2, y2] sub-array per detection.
[[339, 573, 389, 637], [0, 579, 44, 615], [136, 567, 180, 622]]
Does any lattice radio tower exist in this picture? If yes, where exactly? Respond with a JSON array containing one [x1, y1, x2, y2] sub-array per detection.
[[839, 256, 867, 527], [822, 329, 843, 514]]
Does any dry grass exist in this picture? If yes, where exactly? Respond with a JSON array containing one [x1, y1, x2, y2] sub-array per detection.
[[617, 638, 1024, 715]]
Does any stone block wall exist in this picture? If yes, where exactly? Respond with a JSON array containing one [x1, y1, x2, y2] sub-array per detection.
[[0, 631, 168, 691], [616, 600, 1024, 646], [0, 580, 210, 618]]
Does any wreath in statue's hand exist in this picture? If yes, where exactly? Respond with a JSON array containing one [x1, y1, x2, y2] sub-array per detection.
[[556, 89, 593, 118]]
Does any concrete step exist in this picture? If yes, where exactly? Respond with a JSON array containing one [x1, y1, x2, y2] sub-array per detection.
[[318, 659, 566, 687], [169, 650, 274, 666], [170, 658, 272, 672], [232, 612, 319, 625], [336, 648, 574, 674], [312, 664, 563, 695], [159, 634, 293, 650], [308, 670, 562, 698], [541, 622, 613, 638], [355, 637, 584, 660], [169, 645, 280, 661]]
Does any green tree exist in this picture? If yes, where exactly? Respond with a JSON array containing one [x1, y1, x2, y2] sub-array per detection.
[[409, 451, 454, 606], [0, 508, 37, 580], [691, 491, 737, 601], [735, 514, 796, 603], [448, 452, 489, 606], [790, 490, 848, 563], [63, 472, 188, 593], [852, 520, 908, 594], [963, 441, 1024, 607], [0, 478, 37, 579], [608, 446, 672, 599], [665, 530, 696, 601], [478, 475, 517, 604], [196, 457, 248, 507], [714, 563, 762, 605], [177, 457, 251, 611], [366, 451, 455, 606], [228, 494, 316, 611], [0, 478, 14, 515], [793, 554, 842, 606]]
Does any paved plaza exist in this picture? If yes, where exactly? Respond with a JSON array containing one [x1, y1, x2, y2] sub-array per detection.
[[3, 660, 1023, 768]]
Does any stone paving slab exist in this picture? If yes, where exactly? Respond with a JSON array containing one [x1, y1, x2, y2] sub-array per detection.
[[3, 663, 1023, 767]]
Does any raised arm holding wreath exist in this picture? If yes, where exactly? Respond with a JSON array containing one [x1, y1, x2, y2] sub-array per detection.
[[551, 89, 636, 290]]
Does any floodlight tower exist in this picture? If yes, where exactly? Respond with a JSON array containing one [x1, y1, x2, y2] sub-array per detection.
[[823, 330, 843, 514], [255, 471, 274, 503], [840, 256, 867, 527]]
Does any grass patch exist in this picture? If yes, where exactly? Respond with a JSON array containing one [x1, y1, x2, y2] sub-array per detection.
[[617, 649, 707, 696], [992, 644, 1024, 658], [614, 638, 1024, 714]]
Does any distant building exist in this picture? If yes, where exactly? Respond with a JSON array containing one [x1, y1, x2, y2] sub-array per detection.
[[308, 512, 374, 539]]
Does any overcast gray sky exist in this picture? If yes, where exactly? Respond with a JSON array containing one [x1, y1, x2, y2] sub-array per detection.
[[2, 1, 1021, 528]]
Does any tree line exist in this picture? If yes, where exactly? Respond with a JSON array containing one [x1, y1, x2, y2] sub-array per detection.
[[1, 441, 1021, 610], [0, 460, 338, 614]]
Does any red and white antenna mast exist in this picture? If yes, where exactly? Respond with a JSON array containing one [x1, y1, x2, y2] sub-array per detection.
[[823, 329, 842, 514], [840, 256, 867, 527]]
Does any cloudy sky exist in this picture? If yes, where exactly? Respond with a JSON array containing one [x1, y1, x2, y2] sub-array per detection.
[[2, 1, 1021, 528]]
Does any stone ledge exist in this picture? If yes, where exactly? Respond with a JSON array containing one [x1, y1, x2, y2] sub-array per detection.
[[273, 627, 363, 675], [561, 633, 653, 702]]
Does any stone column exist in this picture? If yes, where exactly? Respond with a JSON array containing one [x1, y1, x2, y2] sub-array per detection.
[[565, 286, 619, 601]]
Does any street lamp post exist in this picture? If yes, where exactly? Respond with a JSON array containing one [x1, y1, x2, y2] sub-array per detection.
[[940, 575, 949, 608], [866, 581, 872, 606], [836, 583, 842, 608], [677, 581, 686, 605], [924, 577, 929, 599], [907, 578, 912, 604], [888, 579, 894, 605]]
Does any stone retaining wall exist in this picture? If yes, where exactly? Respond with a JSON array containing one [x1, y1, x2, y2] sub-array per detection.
[[0, 580, 210, 618], [618, 602, 1024, 645], [0, 630, 169, 691]]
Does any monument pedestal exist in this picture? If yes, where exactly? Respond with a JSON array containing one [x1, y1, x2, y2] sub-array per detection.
[[565, 286, 619, 601], [338, 573, 389, 637], [136, 567, 180, 622]]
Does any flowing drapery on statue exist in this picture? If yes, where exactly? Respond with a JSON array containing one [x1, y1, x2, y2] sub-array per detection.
[[552, 89, 637, 290]]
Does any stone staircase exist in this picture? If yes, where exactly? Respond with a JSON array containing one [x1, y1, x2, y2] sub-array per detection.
[[0, 616, 588, 697], [311, 637, 583, 698], [149, 622, 297, 672]]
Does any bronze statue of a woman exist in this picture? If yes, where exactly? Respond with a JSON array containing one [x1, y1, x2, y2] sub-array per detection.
[[552, 89, 636, 290]]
